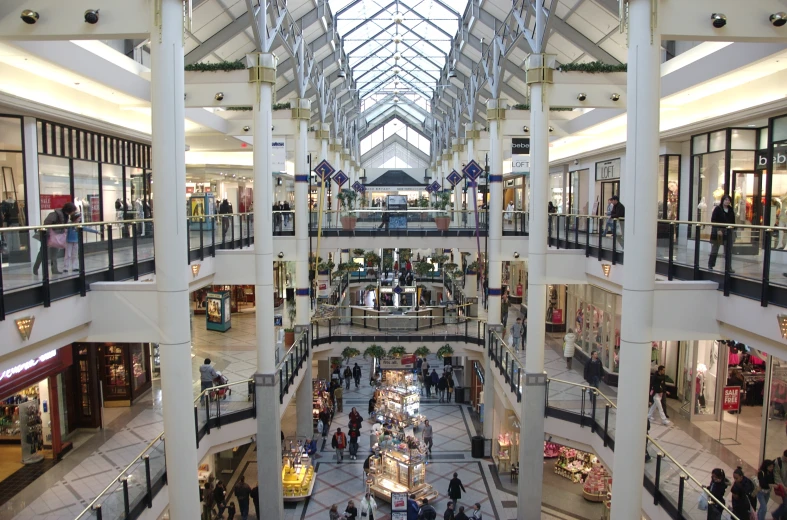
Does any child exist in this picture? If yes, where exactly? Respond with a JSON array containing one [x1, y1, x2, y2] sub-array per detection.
[[226, 499, 236, 519], [65, 212, 99, 274]]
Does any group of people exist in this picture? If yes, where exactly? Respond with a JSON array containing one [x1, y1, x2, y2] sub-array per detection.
[[331, 407, 365, 461], [202, 475, 259, 520], [415, 358, 455, 402], [703, 456, 787, 520], [273, 200, 292, 230]]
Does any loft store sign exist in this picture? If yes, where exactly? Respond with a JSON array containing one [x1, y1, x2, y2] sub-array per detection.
[[0, 350, 56, 383], [595, 158, 621, 181]]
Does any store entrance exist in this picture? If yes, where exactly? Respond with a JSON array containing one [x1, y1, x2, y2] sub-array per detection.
[[731, 170, 764, 255], [600, 181, 619, 207]]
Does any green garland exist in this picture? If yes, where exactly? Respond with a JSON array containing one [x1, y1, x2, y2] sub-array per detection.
[[556, 61, 627, 73], [225, 106, 253, 111], [184, 60, 246, 72], [273, 102, 291, 110]]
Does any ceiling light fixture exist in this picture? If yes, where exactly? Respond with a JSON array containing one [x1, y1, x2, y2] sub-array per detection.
[[215, 92, 224, 101], [602, 264, 611, 277], [610, 93, 621, 101], [771, 12, 787, 27], [393, 13, 403, 24], [20, 9, 39, 24], [84, 9, 99, 24], [779, 314, 787, 339], [393, 96, 400, 103], [522, 126, 529, 133], [513, 252, 520, 259], [711, 13, 727, 28], [191, 264, 201, 277], [577, 93, 587, 101], [243, 126, 250, 132], [338, 69, 346, 78], [393, 35, 402, 44], [548, 126, 554, 132]]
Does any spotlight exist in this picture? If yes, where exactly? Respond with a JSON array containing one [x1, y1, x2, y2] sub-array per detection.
[[393, 96, 400, 103], [577, 93, 587, 101], [522, 126, 529, 133], [243, 126, 250, 132], [771, 12, 787, 27], [513, 252, 520, 259], [711, 13, 727, 28], [20, 9, 39, 24], [84, 9, 99, 24], [215, 92, 225, 101], [602, 264, 611, 277], [610, 93, 621, 102], [548, 126, 554, 132], [278, 252, 284, 259]]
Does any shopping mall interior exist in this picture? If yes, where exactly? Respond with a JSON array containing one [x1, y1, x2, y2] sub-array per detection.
[[3, 1, 787, 520]]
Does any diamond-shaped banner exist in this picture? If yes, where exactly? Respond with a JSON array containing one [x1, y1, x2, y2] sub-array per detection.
[[446, 170, 463, 187], [351, 181, 362, 192], [333, 170, 348, 187], [393, 285, 404, 295], [463, 160, 483, 181], [359, 185, 366, 193], [314, 159, 335, 181], [429, 180, 441, 193]]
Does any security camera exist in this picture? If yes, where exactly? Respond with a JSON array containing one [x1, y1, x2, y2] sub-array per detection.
[[215, 92, 224, 101], [20, 9, 39, 24], [771, 12, 787, 27], [278, 252, 284, 258], [548, 126, 554, 133], [577, 93, 587, 102], [84, 9, 99, 24], [522, 126, 529, 133], [243, 126, 250, 132], [513, 252, 520, 259], [711, 13, 727, 28], [610, 93, 621, 102]]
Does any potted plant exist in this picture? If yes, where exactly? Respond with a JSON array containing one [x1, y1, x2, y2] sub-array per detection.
[[415, 260, 433, 281], [364, 344, 386, 360], [317, 261, 334, 274], [284, 304, 296, 346], [388, 346, 407, 358], [341, 346, 361, 362], [443, 262, 458, 276], [382, 257, 394, 272], [433, 191, 452, 231], [353, 248, 366, 258], [364, 251, 381, 275], [414, 346, 431, 358], [466, 261, 479, 275], [337, 189, 359, 230], [436, 344, 454, 358]]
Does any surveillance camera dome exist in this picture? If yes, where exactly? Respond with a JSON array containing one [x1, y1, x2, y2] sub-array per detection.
[[20, 9, 39, 24], [243, 126, 250, 132], [711, 13, 727, 28], [577, 93, 587, 101], [278, 252, 284, 258], [610, 93, 621, 102], [771, 12, 787, 27], [215, 92, 225, 101], [84, 9, 99, 24]]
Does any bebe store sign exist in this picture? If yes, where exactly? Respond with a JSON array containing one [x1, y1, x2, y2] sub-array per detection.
[[756, 147, 787, 170]]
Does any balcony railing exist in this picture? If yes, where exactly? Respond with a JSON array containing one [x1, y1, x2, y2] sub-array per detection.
[[307, 209, 489, 237]]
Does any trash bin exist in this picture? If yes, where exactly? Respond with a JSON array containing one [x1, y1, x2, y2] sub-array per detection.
[[454, 386, 465, 404], [471, 436, 485, 459]]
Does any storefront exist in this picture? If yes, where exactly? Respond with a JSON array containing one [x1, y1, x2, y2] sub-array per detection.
[[0, 346, 74, 479], [503, 175, 527, 213], [72, 343, 152, 407], [567, 285, 622, 384], [193, 285, 258, 314], [594, 159, 621, 220]]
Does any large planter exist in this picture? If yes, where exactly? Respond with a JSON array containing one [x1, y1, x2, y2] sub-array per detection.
[[340, 216, 358, 230], [434, 216, 451, 231], [284, 330, 295, 346]]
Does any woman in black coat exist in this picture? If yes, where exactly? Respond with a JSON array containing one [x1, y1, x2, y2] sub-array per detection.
[[447, 473, 466, 502], [708, 194, 736, 271], [706, 468, 729, 520]]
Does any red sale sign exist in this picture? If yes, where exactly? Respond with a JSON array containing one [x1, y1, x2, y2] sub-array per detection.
[[722, 386, 741, 411]]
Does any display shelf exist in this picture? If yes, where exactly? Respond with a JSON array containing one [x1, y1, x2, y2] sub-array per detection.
[[369, 442, 437, 503], [282, 443, 315, 501], [553, 446, 598, 484]]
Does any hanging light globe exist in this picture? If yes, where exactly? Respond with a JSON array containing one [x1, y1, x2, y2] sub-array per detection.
[[393, 96, 400, 103], [394, 52, 401, 61], [392, 12, 403, 24]]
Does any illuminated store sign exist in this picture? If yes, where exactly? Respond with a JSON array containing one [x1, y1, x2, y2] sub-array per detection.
[[0, 350, 56, 383]]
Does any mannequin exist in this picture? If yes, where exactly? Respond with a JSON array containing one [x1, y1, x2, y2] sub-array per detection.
[[697, 197, 707, 222], [713, 186, 725, 206]]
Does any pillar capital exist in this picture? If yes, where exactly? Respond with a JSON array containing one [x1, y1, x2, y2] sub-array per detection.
[[525, 53, 556, 85], [486, 98, 506, 121], [291, 98, 311, 120], [466, 130, 481, 139], [247, 53, 277, 85]]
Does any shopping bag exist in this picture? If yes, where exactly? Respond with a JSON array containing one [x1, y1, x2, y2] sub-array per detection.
[[697, 492, 708, 511], [47, 231, 66, 249], [750, 510, 757, 520]]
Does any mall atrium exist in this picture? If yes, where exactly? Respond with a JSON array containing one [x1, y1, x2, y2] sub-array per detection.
[[0, 1, 786, 520]]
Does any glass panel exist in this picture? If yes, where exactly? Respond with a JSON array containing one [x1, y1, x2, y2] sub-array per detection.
[[103, 164, 126, 240], [731, 129, 756, 150], [692, 134, 708, 155], [765, 354, 787, 463], [694, 151, 726, 231], [657, 156, 666, 218], [38, 156, 71, 224], [694, 340, 718, 416], [549, 172, 564, 214], [709, 130, 726, 152], [130, 344, 147, 392], [73, 160, 101, 244], [760, 128, 769, 150], [667, 156, 679, 220], [0, 116, 22, 151], [774, 115, 787, 142]]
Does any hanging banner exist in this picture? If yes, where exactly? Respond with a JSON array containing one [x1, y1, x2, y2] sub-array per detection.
[[272, 139, 286, 172]]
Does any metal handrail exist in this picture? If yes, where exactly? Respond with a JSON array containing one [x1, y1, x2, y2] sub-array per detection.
[[551, 212, 780, 232], [1, 212, 254, 233], [192, 378, 253, 405], [73, 432, 165, 519], [276, 329, 308, 373]]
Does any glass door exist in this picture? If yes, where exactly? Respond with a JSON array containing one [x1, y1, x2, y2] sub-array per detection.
[[731, 170, 763, 255], [601, 181, 619, 204]]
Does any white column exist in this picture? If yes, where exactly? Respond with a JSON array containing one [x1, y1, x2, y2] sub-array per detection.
[[610, 1, 660, 517], [517, 56, 551, 520], [22, 117, 41, 263], [250, 53, 284, 520], [150, 1, 200, 518], [452, 138, 462, 224], [295, 101, 311, 326]]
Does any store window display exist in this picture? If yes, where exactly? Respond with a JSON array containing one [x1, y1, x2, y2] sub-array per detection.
[[568, 285, 622, 381], [549, 171, 564, 214]]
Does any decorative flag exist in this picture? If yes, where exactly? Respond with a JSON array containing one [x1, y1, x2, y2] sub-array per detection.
[[429, 180, 441, 193], [462, 160, 483, 181], [446, 170, 463, 187], [314, 160, 335, 181], [333, 170, 349, 187]]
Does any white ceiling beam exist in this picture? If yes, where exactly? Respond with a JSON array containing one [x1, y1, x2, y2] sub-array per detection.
[[185, 11, 253, 65]]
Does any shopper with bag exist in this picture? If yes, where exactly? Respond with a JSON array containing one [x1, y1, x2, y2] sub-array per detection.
[[360, 492, 377, 520], [705, 468, 729, 520], [332, 427, 347, 462], [33, 202, 77, 276], [757, 460, 776, 520], [562, 329, 576, 369]]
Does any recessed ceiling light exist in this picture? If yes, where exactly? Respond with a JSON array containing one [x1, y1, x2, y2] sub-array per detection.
[[748, 124, 756, 127]]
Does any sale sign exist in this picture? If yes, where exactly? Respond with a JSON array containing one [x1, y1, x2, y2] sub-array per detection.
[[722, 386, 741, 411]]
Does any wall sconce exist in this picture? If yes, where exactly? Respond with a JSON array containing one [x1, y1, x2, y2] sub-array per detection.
[[513, 252, 520, 258], [15, 316, 35, 341], [601, 264, 611, 277], [778, 314, 787, 339], [191, 264, 201, 277], [771, 12, 787, 27], [711, 13, 727, 28]]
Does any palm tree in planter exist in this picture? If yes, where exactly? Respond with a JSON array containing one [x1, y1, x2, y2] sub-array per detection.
[[364, 251, 381, 276], [414, 260, 433, 281], [341, 346, 361, 363], [432, 191, 453, 231], [388, 346, 407, 358], [430, 253, 449, 282], [414, 346, 431, 358], [436, 344, 454, 359], [364, 344, 386, 365], [337, 189, 359, 230]]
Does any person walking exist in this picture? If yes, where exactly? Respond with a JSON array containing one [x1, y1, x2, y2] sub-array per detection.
[[563, 328, 576, 369], [353, 363, 362, 388], [430, 370, 439, 398], [348, 426, 360, 460], [64, 212, 98, 274], [345, 499, 358, 520], [708, 194, 736, 272], [348, 407, 363, 428], [330, 504, 341, 520], [706, 468, 729, 520], [446, 375, 455, 403], [647, 365, 672, 426], [250, 484, 259, 520], [758, 459, 777, 520], [368, 395, 376, 415], [418, 498, 437, 520], [510, 318, 523, 351], [225, 499, 236, 520], [202, 481, 215, 520], [34, 202, 77, 276], [583, 351, 603, 388], [219, 198, 232, 243], [200, 359, 219, 404], [730, 467, 753, 520], [437, 374, 447, 403], [360, 492, 378, 520], [443, 502, 455, 520], [602, 198, 614, 236], [609, 195, 625, 247], [213, 480, 227, 518], [232, 475, 252, 520], [344, 366, 353, 390], [422, 419, 433, 456], [334, 385, 344, 413], [448, 472, 466, 503], [332, 427, 347, 463], [408, 495, 420, 520]]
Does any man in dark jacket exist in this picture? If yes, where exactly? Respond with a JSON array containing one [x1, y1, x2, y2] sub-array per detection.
[[437, 375, 448, 403], [250, 484, 259, 519], [353, 363, 362, 388], [232, 476, 252, 520], [418, 498, 437, 520], [218, 198, 232, 241], [407, 494, 420, 520], [647, 365, 671, 426], [609, 195, 625, 246], [443, 502, 455, 520], [584, 351, 603, 406], [454, 506, 469, 520], [33, 202, 77, 276]]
